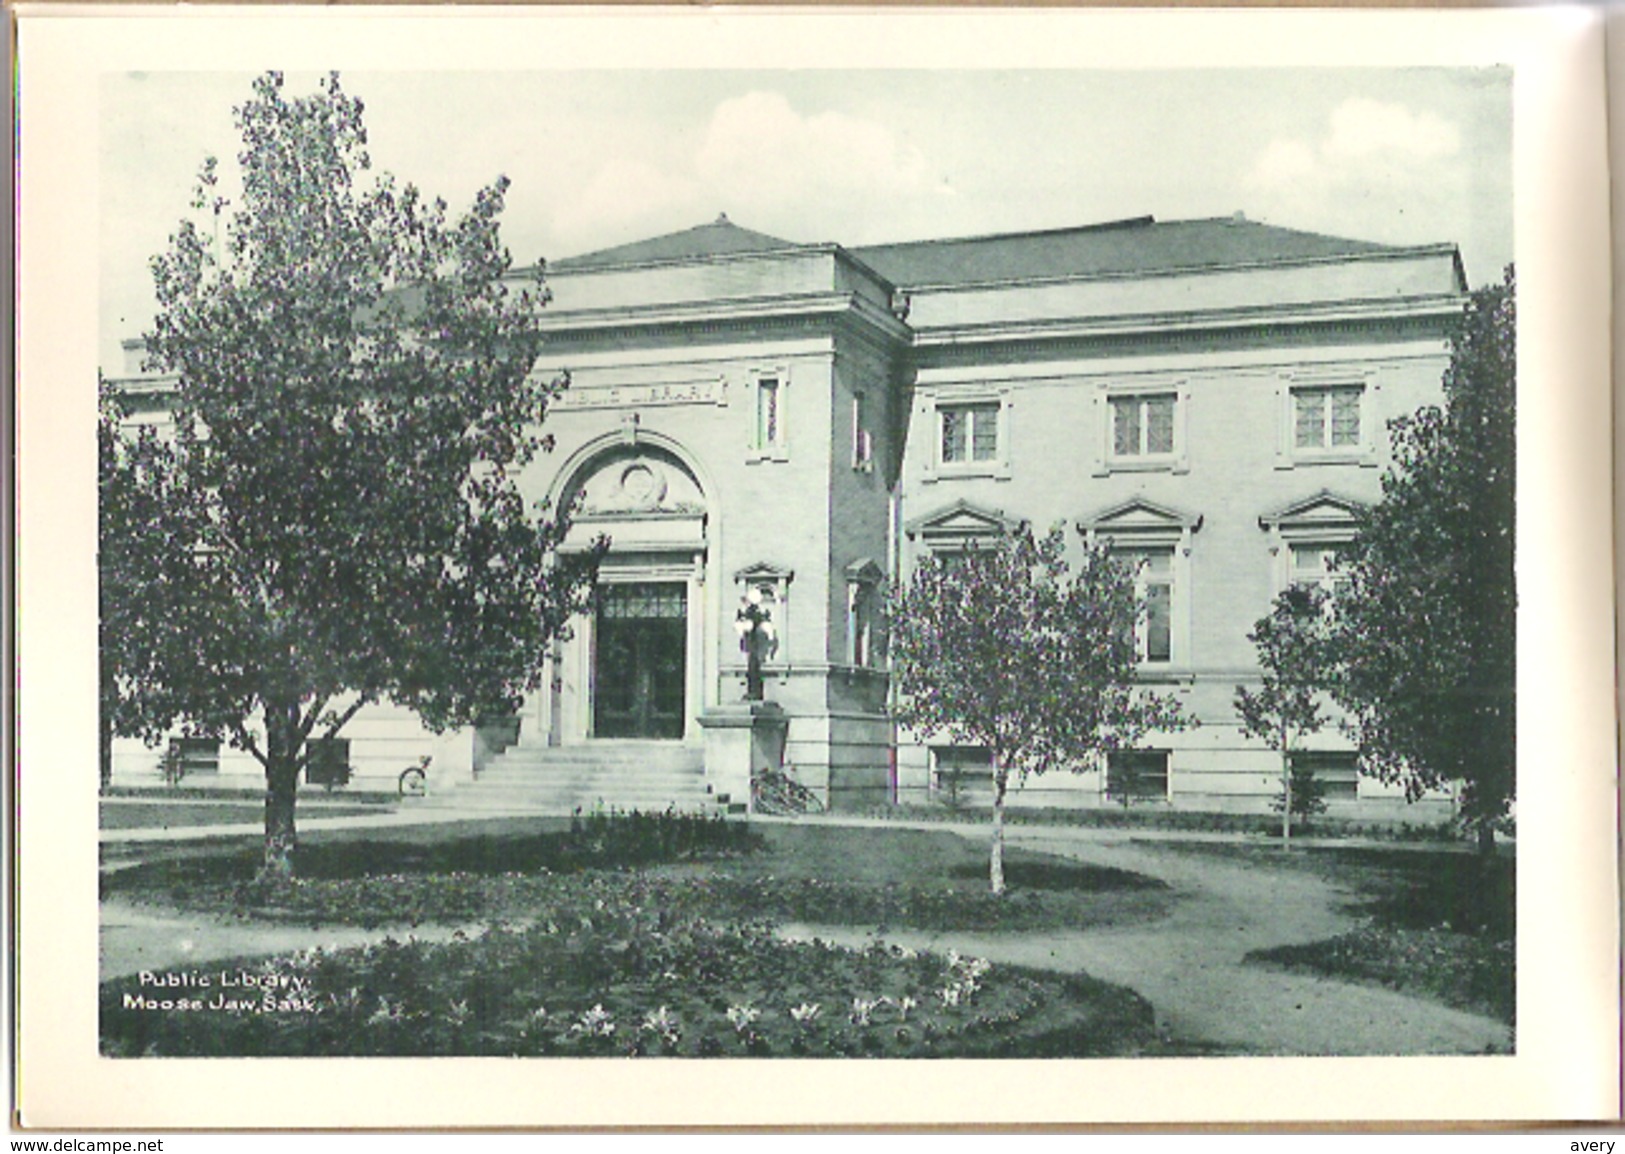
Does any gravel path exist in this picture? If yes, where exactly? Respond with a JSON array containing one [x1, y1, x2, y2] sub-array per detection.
[[787, 826, 1512, 1057]]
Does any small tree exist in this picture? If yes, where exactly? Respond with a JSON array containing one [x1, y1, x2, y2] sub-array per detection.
[[890, 526, 1187, 893], [103, 73, 600, 880], [1235, 584, 1333, 847], [1328, 268, 1516, 853]]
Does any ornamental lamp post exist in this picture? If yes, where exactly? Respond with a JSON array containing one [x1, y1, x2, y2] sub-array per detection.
[[734, 587, 777, 702]]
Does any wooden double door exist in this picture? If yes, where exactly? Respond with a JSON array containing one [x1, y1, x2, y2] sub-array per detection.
[[592, 581, 687, 740]]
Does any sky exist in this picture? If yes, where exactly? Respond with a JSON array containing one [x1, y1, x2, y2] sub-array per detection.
[[100, 67, 1512, 372]]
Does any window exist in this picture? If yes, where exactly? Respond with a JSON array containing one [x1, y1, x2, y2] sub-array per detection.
[[1289, 751, 1360, 800], [845, 559, 885, 668], [304, 738, 352, 789], [1115, 548, 1175, 664], [1092, 382, 1190, 475], [1078, 497, 1200, 672], [1106, 750, 1170, 803], [756, 376, 781, 450], [1258, 492, 1367, 600], [732, 561, 794, 668], [1288, 543, 1349, 603], [165, 737, 219, 778], [851, 393, 874, 472], [1276, 380, 1376, 469], [1111, 393, 1176, 458], [1293, 385, 1362, 450], [940, 402, 999, 465], [922, 392, 1012, 481], [747, 371, 789, 461], [933, 746, 992, 805]]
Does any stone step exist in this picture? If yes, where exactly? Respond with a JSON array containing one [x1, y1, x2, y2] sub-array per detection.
[[451, 782, 716, 796], [437, 794, 723, 813], [494, 749, 704, 768], [436, 737, 725, 816], [483, 763, 705, 780]]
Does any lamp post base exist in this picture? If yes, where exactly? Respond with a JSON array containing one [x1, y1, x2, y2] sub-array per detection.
[[697, 701, 788, 813]]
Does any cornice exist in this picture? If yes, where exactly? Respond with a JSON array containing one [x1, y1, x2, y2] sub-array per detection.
[[892, 242, 1463, 297], [910, 293, 1464, 350], [910, 295, 1464, 368], [538, 290, 913, 350]]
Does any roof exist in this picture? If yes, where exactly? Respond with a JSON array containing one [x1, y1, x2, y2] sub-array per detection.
[[850, 215, 1407, 289], [547, 212, 1449, 288], [551, 215, 803, 271]]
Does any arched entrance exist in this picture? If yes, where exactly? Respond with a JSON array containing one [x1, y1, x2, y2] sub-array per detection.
[[538, 436, 712, 748]]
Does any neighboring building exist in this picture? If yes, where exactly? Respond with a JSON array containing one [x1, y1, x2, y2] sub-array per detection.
[[104, 212, 1470, 817]]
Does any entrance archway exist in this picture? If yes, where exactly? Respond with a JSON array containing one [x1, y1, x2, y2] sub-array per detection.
[[541, 436, 712, 747]]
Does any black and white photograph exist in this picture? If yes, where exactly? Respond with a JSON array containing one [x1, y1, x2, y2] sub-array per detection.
[[13, 5, 1617, 1130]]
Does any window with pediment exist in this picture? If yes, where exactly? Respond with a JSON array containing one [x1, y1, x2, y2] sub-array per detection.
[[844, 558, 886, 668], [1077, 498, 1202, 672], [1258, 490, 1368, 609], [904, 499, 1024, 557]]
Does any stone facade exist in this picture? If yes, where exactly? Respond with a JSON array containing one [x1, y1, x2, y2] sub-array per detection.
[[106, 212, 1470, 817]]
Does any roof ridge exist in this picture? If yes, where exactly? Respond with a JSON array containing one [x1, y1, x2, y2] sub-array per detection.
[[853, 215, 1157, 253], [551, 215, 805, 272]]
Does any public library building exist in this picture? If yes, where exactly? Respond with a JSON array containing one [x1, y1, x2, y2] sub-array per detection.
[[107, 212, 1469, 816]]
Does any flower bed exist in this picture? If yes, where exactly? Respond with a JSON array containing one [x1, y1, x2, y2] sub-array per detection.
[[101, 910, 1155, 1058]]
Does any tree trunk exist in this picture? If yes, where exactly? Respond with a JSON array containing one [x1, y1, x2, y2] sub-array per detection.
[[99, 703, 113, 794], [1476, 818, 1496, 856], [1281, 749, 1292, 850], [989, 757, 1008, 896], [259, 700, 302, 884]]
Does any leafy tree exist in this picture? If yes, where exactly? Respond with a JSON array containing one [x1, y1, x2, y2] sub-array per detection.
[[1235, 584, 1333, 847], [1329, 267, 1516, 852], [103, 72, 599, 879], [889, 526, 1188, 893], [98, 384, 192, 790]]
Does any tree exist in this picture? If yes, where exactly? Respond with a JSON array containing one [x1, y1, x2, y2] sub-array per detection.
[[1235, 584, 1333, 848], [1328, 267, 1516, 852], [103, 72, 599, 879], [889, 526, 1188, 893], [98, 384, 197, 791]]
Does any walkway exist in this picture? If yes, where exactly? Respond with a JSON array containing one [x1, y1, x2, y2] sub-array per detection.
[[786, 824, 1512, 1056]]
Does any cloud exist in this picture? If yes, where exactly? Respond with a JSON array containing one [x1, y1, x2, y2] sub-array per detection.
[[1248, 98, 1461, 194], [1250, 140, 1318, 189], [694, 91, 934, 207], [1322, 98, 1460, 162], [1243, 97, 1471, 252], [549, 158, 704, 253], [547, 90, 950, 254]]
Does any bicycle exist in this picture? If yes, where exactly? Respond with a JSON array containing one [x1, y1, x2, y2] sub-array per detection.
[[398, 755, 432, 798], [750, 764, 825, 816]]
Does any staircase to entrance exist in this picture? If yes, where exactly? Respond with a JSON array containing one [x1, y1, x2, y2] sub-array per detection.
[[434, 740, 734, 814]]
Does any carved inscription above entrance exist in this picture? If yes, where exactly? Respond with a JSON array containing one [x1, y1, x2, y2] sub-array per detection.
[[553, 378, 727, 411]]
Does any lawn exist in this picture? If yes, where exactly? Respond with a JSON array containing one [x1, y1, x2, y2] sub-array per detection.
[[99, 801, 384, 831], [1154, 840, 1514, 1025], [100, 812, 1171, 1058], [103, 816, 1171, 933]]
